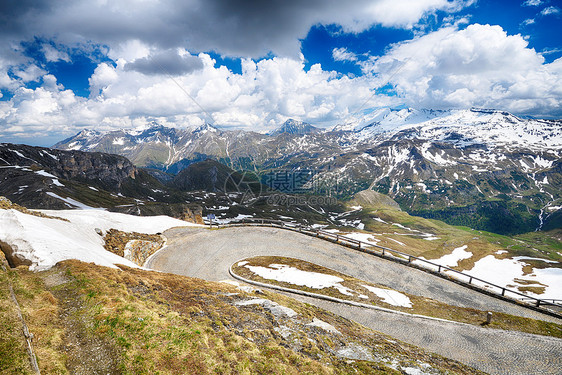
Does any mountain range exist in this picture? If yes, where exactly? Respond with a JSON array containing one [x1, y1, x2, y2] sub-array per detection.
[[53, 108, 562, 234]]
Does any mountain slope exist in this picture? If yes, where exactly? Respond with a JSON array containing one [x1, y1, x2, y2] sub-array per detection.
[[0, 143, 203, 219], [53, 109, 562, 234]]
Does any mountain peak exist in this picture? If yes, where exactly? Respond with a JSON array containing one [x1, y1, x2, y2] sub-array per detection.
[[269, 119, 320, 136], [192, 122, 219, 134]]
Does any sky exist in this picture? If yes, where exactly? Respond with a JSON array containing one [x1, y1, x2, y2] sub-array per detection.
[[0, 0, 561, 146]]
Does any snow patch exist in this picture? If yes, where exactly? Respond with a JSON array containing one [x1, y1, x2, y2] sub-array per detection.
[[46, 192, 101, 210], [430, 245, 472, 267], [244, 264, 355, 297], [466, 255, 562, 300], [361, 285, 412, 308], [0, 209, 199, 271]]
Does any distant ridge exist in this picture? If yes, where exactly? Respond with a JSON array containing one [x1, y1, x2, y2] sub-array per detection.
[[268, 119, 321, 136]]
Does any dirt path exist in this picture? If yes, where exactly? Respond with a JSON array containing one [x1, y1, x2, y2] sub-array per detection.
[[148, 226, 562, 375]]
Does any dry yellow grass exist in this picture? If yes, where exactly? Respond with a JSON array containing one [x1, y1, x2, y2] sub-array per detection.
[[2, 259, 485, 374]]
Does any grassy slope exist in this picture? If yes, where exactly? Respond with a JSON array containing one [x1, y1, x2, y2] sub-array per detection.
[[342, 195, 562, 264], [0, 258, 484, 375], [0, 259, 33, 374]]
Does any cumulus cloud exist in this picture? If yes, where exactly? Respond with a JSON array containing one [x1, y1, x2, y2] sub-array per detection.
[[11, 64, 46, 82], [364, 24, 562, 115], [41, 43, 71, 63], [1, 0, 475, 59], [1, 53, 394, 140], [124, 49, 203, 76]]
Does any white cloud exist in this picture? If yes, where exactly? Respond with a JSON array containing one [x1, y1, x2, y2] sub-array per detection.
[[540, 6, 561, 16], [1, 54, 395, 140], [1, 1, 561, 143], [522, 0, 543, 6], [41, 44, 71, 63], [2, 22, 561, 142], [364, 24, 562, 116], [1, 83, 80, 136], [11, 64, 46, 83], [332, 47, 358, 62]]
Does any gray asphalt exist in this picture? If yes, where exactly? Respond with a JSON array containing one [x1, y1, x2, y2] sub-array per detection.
[[148, 226, 562, 375]]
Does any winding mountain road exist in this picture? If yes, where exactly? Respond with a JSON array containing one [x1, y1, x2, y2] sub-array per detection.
[[148, 226, 562, 375]]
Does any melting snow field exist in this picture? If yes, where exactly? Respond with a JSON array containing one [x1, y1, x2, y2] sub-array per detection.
[[243, 263, 354, 296], [0, 209, 200, 271], [340, 232, 381, 246], [211, 214, 254, 224], [465, 255, 562, 301]]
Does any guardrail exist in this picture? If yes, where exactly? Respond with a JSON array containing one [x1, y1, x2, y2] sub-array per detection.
[[209, 217, 562, 317]]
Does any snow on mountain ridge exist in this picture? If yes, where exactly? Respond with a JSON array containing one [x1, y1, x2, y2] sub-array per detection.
[[341, 108, 562, 150]]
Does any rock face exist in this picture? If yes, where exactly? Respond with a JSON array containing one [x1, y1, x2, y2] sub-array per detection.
[[180, 206, 204, 224], [0, 144, 205, 218], [102, 228, 166, 266], [0, 143, 136, 191], [0, 239, 31, 267]]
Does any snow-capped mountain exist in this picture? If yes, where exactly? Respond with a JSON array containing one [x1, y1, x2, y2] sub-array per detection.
[[335, 108, 562, 151], [268, 119, 321, 136], [53, 109, 562, 234]]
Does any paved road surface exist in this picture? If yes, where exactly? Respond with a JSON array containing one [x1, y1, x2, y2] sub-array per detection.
[[148, 226, 562, 375]]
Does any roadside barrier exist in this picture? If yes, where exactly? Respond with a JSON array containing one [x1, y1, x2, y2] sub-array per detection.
[[210, 217, 562, 319]]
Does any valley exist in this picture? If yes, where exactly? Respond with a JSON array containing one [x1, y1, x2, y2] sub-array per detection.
[[1, 109, 562, 374]]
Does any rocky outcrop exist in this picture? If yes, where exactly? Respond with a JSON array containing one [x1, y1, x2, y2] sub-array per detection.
[[0, 240, 31, 267], [102, 229, 165, 266], [0, 143, 136, 190], [180, 206, 204, 224]]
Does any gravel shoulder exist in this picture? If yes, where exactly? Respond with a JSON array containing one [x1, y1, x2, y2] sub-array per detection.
[[148, 226, 562, 375]]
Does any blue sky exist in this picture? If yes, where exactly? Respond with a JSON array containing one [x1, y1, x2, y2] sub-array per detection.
[[0, 0, 561, 146]]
